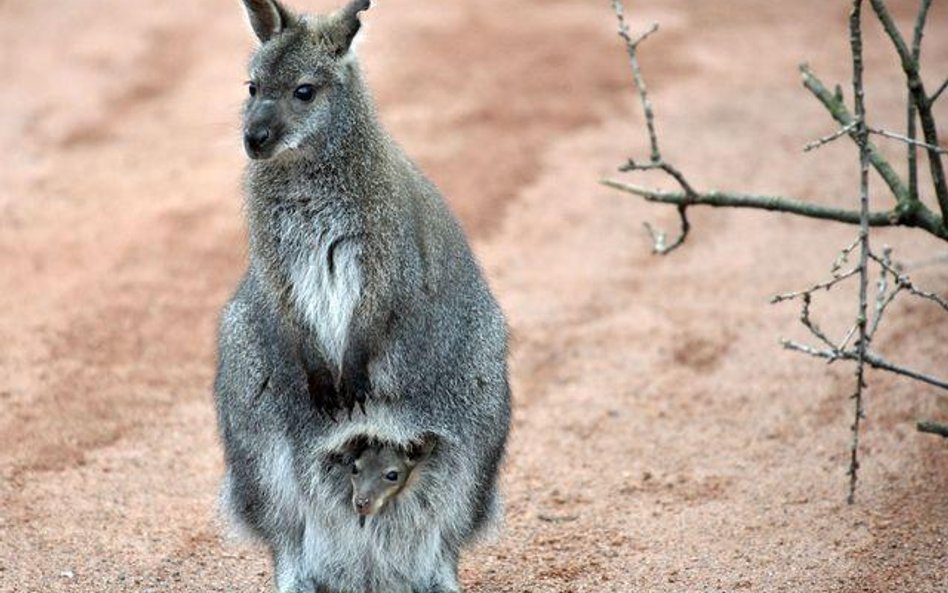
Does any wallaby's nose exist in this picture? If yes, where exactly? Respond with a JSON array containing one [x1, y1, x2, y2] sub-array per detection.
[[355, 497, 371, 514], [245, 127, 271, 152]]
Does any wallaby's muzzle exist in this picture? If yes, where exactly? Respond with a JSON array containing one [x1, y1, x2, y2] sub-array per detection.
[[244, 100, 281, 159]]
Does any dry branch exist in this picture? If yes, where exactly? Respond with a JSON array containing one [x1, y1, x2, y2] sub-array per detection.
[[869, 0, 948, 219], [601, 180, 902, 228], [605, 0, 948, 500], [907, 0, 932, 202], [780, 340, 948, 391], [932, 78, 948, 105], [917, 420, 948, 438], [869, 127, 948, 155], [847, 0, 870, 504]]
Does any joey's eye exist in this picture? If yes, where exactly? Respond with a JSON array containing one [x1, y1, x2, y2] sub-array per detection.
[[384, 471, 399, 482], [294, 84, 316, 102], [248, 82, 257, 97], [351, 465, 359, 475]]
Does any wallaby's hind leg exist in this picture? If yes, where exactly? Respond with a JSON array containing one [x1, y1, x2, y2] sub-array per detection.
[[413, 551, 461, 593], [271, 535, 313, 593]]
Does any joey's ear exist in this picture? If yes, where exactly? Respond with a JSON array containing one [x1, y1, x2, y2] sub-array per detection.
[[346, 435, 369, 459], [329, 0, 371, 55], [408, 433, 437, 463], [241, 0, 296, 43]]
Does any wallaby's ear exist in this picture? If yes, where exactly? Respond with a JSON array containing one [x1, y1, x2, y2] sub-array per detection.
[[330, 0, 371, 55], [241, 0, 296, 43]]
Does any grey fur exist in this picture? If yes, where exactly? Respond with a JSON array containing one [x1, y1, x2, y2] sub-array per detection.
[[214, 2, 511, 592]]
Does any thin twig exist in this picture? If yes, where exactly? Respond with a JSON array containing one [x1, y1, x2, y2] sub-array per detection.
[[931, 77, 948, 105], [771, 267, 860, 303], [864, 351, 948, 390], [804, 121, 858, 152], [832, 237, 862, 274], [612, 0, 661, 162], [780, 340, 948, 391], [869, 127, 948, 155], [868, 252, 948, 312], [867, 247, 902, 340], [838, 322, 859, 351], [644, 204, 689, 254]]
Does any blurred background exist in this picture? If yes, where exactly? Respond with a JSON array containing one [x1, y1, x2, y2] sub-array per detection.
[[1, 0, 946, 591]]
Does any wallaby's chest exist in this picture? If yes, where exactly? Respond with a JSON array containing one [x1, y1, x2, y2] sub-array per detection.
[[272, 202, 363, 371]]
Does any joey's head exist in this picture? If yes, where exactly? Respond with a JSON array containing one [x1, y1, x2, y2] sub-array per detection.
[[239, 0, 371, 160], [348, 437, 436, 527]]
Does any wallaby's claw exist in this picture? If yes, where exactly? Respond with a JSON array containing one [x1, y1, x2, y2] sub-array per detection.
[[338, 372, 370, 419]]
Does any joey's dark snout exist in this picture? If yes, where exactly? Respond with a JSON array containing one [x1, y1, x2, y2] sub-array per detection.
[[354, 496, 371, 515]]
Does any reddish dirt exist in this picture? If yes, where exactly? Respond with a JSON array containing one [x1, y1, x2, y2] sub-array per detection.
[[1, 1, 947, 592]]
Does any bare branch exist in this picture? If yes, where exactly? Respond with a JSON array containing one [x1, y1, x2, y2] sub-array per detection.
[[907, 0, 932, 202], [643, 204, 689, 254], [832, 237, 861, 274], [606, 0, 948, 503], [800, 64, 948, 239], [869, 0, 948, 219], [848, 0, 871, 504], [781, 340, 948, 391], [838, 322, 859, 351], [868, 127, 948, 155], [868, 251, 948, 312], [917, 420, 948, 438], [911, 0, 932, 59], [619, 161, 698, 198], [864, 351, 948, 390], [804, 121, 858, 152], [931, 77, 948, 105], [771, 267, 859, 304], [601, 179, 909, 228], [612, 0, 661, 163], [867, 246, 902, 340]]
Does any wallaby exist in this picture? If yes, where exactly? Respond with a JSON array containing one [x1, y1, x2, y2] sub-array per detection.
[[348, 436, 436, 528], [213, 1, 511, 592]]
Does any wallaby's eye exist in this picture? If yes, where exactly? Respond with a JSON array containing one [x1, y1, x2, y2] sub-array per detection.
[[294, 84, 316, 102], [351, 465, 360, 475], [247, 82, 257, 97], [384, 471, 399, 482]]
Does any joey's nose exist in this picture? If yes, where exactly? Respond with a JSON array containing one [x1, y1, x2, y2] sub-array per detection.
[[355, 497, 370, 514]]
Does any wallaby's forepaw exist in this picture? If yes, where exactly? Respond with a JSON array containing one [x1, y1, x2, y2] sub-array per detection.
[[338, 371, 370, 417]]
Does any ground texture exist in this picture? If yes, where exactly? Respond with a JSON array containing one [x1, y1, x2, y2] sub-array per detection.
[[1, 0, 947, 591]]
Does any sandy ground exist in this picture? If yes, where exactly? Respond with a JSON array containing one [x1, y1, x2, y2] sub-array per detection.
[[1, 0, 947, 591]]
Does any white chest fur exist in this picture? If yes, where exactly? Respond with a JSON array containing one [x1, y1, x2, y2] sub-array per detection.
[[289, 231, 363, 371]]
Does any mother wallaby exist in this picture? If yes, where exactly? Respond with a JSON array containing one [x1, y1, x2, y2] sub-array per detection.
[[213, 1, 511, 592]]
